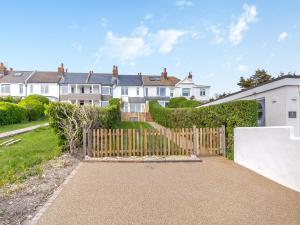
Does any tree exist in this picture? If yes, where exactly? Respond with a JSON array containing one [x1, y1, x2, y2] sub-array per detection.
[[238, 69, 273, 89]]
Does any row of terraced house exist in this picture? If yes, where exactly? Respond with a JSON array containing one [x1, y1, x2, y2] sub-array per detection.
[[0, 63, 210, 120]]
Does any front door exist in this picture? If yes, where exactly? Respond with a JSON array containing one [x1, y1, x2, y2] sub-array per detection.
[[257, 98, 266, 126]]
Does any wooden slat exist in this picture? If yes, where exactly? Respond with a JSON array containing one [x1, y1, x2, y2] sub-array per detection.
[[128, 129, 132, 156], [97, 129, 99, 157], [144, 129, 147, 156], [93, 129, 96, 157], [168, 129, 171, 156]]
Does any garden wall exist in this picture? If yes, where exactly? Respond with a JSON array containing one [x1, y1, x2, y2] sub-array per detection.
[[234, 126, 300, 192]]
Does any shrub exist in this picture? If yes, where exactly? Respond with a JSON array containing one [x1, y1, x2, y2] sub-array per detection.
[[167, 97, 201, 108], [0, 102, 28, 125], [149, 100, 258, 159], [0, 96, 22, 104], [45, 100, 121, 151], [18, 95, 49, 121]]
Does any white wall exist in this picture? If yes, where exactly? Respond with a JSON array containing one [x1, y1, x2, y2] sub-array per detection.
[[144, 86, 171, 97], [234, 126, 300, 192], [27, 83, 60, 101], [0, 83, 26, 97], [113, 86, 144, 100]]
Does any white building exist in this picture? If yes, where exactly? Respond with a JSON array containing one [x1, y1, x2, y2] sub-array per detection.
[[203, 75, 300, 136]]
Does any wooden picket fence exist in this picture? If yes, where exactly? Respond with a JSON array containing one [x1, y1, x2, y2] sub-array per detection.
[[83, 126, 226, 158]]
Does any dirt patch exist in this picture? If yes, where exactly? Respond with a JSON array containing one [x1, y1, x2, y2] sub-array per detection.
[[0, 154, 79, 225]]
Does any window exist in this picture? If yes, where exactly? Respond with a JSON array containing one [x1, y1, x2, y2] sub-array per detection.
[[288, 111, 297, 118], [93, 85, 100, 94], [79, 100, 84, 106], [182, 88, 190, 97], [130, 103, 142, 112], [19, 84, 23, 94], [136, 87, 140, 96], [101, 101, 109, 107], [1, 84, 10, 94], [145, 87, 148, 96], [102, 86, 110, 95], [156, 87, 166, 96], [71, 86, 75, 93], [30, 85, 33, 94], [41, 84, 49, 94], [121, 86, 128, 95], [61, 85, 68, 94], [200, 88, 206, 96], [81, 86, 84, 94], [170, 89, 174, 97], [122, 102, 129, 112]]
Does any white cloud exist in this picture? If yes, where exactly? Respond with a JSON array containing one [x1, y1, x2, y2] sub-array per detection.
[[176, 0, 193, 8], [103, 31, 152, 63], [229, 4, 257, 45], [278, 32, 288, 42], [236, 64, 248, 72], [144, 13, 153, 20], [72, 42, 83, 52], [69, 23, 78, 30], [209, 25, 224, 44], [100, 18, 108, 28], [155, 29, 187, 54], [95, 26, 190, 64]]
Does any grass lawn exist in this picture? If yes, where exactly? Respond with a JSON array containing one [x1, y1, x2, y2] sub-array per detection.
[[0, 118, 48, 134], [0, 127, 60, 186], [115, 121, 153, 129]]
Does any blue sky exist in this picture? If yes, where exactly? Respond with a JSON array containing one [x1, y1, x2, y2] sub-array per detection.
[[1, 0, 300, 95]]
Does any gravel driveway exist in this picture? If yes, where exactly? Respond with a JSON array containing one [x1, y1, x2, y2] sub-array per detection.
[[35, 157, 300, 225]]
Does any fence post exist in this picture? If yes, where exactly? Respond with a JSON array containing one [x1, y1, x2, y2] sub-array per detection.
[[220, 125, 226, 157], [87, 127, 93, 157], [83, 123, 87, 156], [193, 125, 198, 156]]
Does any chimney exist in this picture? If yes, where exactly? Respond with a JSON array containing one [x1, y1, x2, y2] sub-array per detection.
[[112, 65, 118, 77], [58, 63, 65, 75], [161, 67, 168, 79], [188, 72, 192, 79], [0, 62, 8, 75]]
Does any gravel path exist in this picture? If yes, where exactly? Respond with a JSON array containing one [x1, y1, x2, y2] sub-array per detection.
[[35, 157, 300, 225]]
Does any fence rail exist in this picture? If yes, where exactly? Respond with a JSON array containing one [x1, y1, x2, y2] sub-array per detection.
[[83, 126, 225, 158]]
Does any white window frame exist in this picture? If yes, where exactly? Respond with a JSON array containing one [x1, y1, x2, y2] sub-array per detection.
[[182, 88, 190, 97], [19, 84, 23, 94], [130, 103, 142, 112], [156, 87, 166, 97], [145, 87, 148, 96], [121, 86, 128, 96], [200, 88, 206, 96], [61, 85, 68, 94], [102, 86, 111, 95], [136, 87, 140, 96], [1, 84, 10, 94], [101, 101, 109, 107], [41, 84, 49, 94], [30, 85, 33, 94], [170, 88, 174, 97]]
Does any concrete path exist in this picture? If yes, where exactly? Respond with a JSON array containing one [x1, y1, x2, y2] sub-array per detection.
[[0, 123, 48, 139], [35, 157, 300, 225]]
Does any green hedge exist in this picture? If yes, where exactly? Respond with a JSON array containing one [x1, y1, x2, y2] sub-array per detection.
[[0, 96, 22, 104], [18, 95, 49, 121], [149, 100, 258, 159], [0, 102, 28, 125], [167, 97, 201, 108]]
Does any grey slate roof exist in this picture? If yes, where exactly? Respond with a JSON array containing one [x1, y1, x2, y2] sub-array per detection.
[[117, 75, 143, 86], [0, 71, 34, 83], [59, 73, 89, 84], [88, 73, 112, 85], [128, 97, 146, 103]]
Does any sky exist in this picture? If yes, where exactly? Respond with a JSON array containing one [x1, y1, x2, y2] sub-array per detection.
[[1, 0, 300, 96]]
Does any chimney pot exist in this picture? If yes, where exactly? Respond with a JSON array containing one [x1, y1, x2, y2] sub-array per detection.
[[112, 65, 118, 77], [161, 67, 168, 79], [58, 63, 65, 75], [188, 72, 192, 79]]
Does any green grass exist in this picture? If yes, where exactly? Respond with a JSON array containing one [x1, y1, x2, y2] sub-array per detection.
[[0, 118, 48, 134], [115, 121, 153, 129], [0, 127, 60, 186]]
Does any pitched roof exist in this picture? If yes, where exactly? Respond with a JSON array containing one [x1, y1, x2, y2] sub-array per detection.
[[0, 71, 34, 83], [88, 73, 112, 85], [142, 75, 180, 86], [27, 71, 62, 83], [117, 75, 142, 86], [59, 73, 89, 84]]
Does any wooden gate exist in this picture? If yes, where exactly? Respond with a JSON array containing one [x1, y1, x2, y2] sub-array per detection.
[[83, 126, 226, 158]]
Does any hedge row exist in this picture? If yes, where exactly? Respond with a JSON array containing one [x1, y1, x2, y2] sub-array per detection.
[[149, 100, 258, 159], [0, 102, 28, 125], [0, 94, 50, 125], [167, 97, 201, 108]]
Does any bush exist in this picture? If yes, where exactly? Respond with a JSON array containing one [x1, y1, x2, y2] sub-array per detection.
[[167, 97, 201, 108], [18, 95, 49, 121], [0, 96, 22, 104], [149, 100, 258, 159], [45, 100, 121, 151], [0, 102, 28, 125]]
